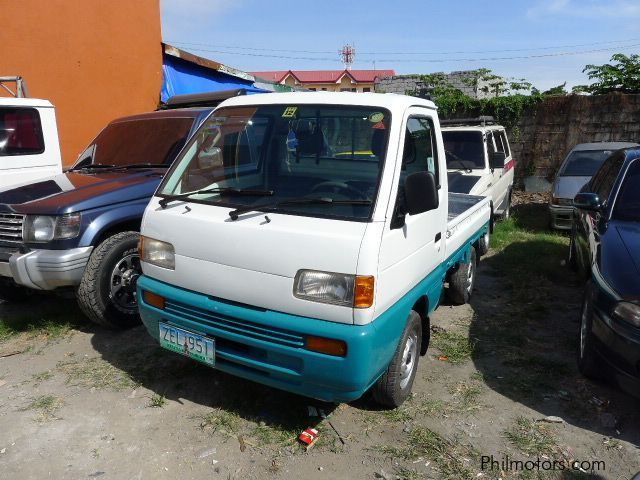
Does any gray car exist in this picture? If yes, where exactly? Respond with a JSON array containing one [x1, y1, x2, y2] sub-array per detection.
[[549, 141, 639, 230]]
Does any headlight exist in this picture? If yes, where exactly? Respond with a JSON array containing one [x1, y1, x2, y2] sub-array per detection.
[[23, 214, 81, 242], [139, 236, 175, 270], [613, 302, 640, 327], [293, 270, 374, 308]]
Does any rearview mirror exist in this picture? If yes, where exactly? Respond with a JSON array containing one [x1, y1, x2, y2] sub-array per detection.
[[573, 192, 602, 211], [405, 171, 439, 215], [489, 151, 506, 170]]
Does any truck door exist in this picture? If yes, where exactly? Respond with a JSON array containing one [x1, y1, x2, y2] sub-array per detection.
[[491, 130, 511, 211], [376, 108, 448, 315]]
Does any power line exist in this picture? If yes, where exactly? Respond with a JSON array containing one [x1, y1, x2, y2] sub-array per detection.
[[172, 43, 640, 64], [165, 37, 640, 57]]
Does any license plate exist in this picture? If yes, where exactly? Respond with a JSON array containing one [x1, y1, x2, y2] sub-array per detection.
[[159, 322, 215, 366]]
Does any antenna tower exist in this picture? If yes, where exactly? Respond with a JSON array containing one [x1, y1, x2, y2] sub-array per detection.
[[339, 44, 355, 70]]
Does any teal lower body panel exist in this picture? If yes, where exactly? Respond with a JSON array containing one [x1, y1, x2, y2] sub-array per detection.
[[137, 221, 490, 403]]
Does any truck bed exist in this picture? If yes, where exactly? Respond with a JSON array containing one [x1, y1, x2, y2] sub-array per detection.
[[445, 192, 491, 257]]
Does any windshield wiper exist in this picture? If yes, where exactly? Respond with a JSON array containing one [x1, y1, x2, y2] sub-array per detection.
[[68, 164, 118, 171], [228, 197, 372, 220], [115, 163, 170, 169], [159, 188, 274, 209]]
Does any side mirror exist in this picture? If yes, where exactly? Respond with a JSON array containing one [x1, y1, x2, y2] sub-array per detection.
[[573, 192, 602, 211], [489, 151, 506, 170], [405, 171, 439, 215]]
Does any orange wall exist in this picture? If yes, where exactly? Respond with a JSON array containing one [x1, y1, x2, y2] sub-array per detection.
[[0, 0, 163, 165]]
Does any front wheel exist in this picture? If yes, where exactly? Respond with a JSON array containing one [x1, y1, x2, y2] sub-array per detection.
[[578, 288, 605, 380], [371, 310, 422, 408], [447, 247, 477, 305], [77, 231, 142, 329]]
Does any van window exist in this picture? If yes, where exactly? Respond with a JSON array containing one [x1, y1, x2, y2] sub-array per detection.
[[497, 130, 511, 156], [0, 107, 45, 156]]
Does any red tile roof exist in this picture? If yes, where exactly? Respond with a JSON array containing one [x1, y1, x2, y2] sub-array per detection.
[[250, 69, 396, 84]]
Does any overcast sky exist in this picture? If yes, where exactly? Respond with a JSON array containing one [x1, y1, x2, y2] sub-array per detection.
[[160, 0, 640, 91]]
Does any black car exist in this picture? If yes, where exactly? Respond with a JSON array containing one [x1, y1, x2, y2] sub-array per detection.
[[570, 147, 640, 396]]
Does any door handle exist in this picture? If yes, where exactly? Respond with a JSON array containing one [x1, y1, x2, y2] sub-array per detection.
[[435, 232, 442, 242], [487, 182, 493, 187]]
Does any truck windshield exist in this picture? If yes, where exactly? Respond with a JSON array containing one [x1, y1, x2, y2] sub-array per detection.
[[158, 104, 391, 221], [84, 117, 194, 167], [559, 150, 613, 177], [442, 131, 485, 170], [612, 159, 640, 222]]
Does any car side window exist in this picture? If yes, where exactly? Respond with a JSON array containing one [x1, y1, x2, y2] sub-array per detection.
[[591, 151, 624, 202], [486, 132, 497, 156], [498, 130, 511, 156], [403, 116, 439, 186]]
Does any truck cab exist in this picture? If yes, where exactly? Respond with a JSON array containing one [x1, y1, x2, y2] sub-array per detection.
[[443, 118, 515, 223], [136, 92, 491, 407], [0, 96, 63, 189]]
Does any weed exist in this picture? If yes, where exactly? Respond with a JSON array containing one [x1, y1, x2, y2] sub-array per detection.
[[252, 423, 297, 447], [148, 393, 166, 408], [396, 466, 423, 480], [24, 394, 64, 420], [504, 417, 558, 456], [431, 330, 475, 363], [200, 409, 242, 435], [57, 357, 137, 391], [32, 370, 54, 383], [448, 381, 483, 412], [382, 406, 412, 423], [416, 399, 447, 416], [0, 303, 85, 342]]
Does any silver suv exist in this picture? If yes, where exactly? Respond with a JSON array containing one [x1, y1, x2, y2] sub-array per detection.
[[549, 142, 638, 230]]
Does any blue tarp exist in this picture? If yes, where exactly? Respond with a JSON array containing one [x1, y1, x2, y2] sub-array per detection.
[[161, 54, 267, 103]]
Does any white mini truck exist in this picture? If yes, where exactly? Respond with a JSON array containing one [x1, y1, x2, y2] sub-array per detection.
[[137, 92, 491, 407]]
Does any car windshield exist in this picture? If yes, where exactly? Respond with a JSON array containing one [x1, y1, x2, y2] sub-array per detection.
[[442, 131, 485, 169], [82, 117, 195, 167], [559, 149, 614, 177], [158, 104, 391, 221], [612, 159, 640, 222]]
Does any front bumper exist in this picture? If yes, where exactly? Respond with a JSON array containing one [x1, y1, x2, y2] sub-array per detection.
[[137, 275, 405, 403], [548, 204, 574, 230], [591, 304, 640, 397], [0, 246, 93, 290]]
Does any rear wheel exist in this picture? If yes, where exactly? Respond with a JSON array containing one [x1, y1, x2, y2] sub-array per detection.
[[371, 310, 422, 408], [77, 231, 142, 329], [501, 191, 512, 220], [478, 228, 490, 256], [447, 247, 477, 305]]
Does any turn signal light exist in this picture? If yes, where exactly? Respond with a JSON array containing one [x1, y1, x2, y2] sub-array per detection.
[[143, 290, 165, 310], [306, 336, 347, 357], [354, 275, 375, 308]]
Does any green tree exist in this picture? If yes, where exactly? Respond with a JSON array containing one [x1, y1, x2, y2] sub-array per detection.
[[572, 53, 640, 94], [542, 82, 567, 95]]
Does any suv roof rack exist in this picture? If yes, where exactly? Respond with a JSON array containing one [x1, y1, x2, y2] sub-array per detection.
[[441, 116, 496, 127], [0, 76, 29, 98], [162, 88, 249, 109]]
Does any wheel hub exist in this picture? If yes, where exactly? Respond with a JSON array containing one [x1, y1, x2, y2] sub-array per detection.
[[399, 333, 418, 389], [109, 253, 141, 313]]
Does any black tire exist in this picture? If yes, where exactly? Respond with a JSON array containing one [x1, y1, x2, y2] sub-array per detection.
[[478, 228, 490, 256], [568, 232, 578, 272], [501, 191, 512, 220], [578, 286, 605, 380], [0, 279, 31, 303], [371, 310, 422, 408], [77, 231, 142, 329], [447, 247, 477, 305]]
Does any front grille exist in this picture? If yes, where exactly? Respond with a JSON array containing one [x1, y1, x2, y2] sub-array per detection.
[[164, 300, 306, 349], [0, 214, 24, 245]]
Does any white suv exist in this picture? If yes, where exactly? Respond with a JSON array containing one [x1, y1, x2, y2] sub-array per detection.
[[442, 118, 515, 225]]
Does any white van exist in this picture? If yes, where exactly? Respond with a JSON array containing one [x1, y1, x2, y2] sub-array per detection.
[[135, 92, 491, 407], [443, 118, 515, 227], [0, 97, 63, 189]]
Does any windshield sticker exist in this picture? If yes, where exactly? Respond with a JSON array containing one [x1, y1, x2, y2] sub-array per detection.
[[282, 107, 298, 118], [368, 112, 384, 123], [371, 121, 386, 130]]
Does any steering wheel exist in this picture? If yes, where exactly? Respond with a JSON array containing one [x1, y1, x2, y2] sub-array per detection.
[[310, 181, 366, 199]]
